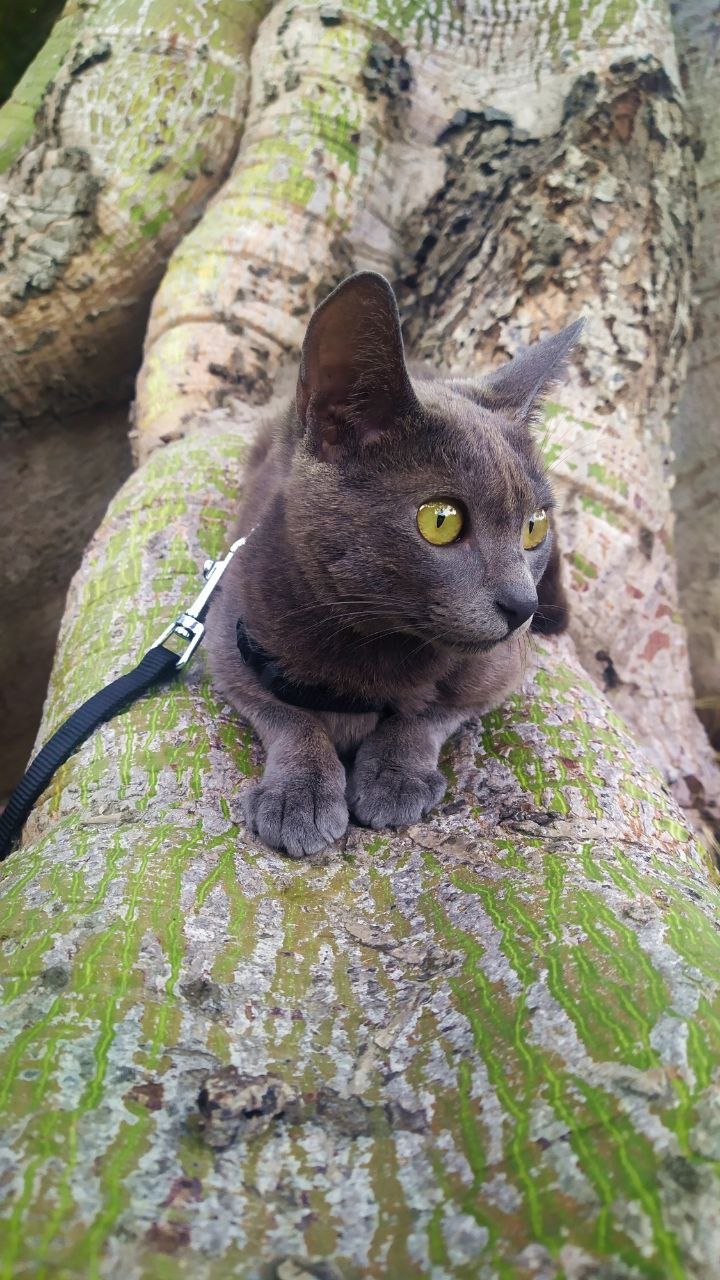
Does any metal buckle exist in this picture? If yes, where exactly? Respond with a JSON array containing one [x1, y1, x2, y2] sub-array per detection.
[[153, 533, 249, 669], [153, 613, 206, 668]]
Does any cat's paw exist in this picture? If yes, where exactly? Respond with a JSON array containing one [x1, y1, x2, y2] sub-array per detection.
[[243, 773, 349, 858], [347, 751, 447, 830]]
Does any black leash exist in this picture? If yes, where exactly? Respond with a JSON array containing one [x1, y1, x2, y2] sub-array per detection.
[[0, 536, 250, 863]]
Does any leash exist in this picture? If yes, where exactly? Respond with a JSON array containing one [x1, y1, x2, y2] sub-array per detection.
[[0, 536, 250, 863]]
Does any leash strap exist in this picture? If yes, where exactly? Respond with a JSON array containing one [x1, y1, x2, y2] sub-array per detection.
[[0, 535, 250, 863], [0, 647, 177, 861]]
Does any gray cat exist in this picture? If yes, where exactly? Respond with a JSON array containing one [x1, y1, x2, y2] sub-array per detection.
[[206, 272, 580, 857]]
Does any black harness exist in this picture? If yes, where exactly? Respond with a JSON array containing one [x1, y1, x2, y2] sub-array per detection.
[[235, 619, 387, 716]]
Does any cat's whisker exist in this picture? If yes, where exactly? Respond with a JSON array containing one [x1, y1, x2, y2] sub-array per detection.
[[292, 609, 410, 646], [272, 593, 420, 620], [350, 625, 423, 652], [272, 597, 389, 622]]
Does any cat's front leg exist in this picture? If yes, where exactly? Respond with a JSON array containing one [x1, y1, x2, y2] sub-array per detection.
[[347, 707, 467, 830], [243, 705, 349, 858]]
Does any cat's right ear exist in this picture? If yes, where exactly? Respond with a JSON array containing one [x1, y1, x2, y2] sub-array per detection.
[[296, 272, 418, 460], [451, 319, 584, 428]]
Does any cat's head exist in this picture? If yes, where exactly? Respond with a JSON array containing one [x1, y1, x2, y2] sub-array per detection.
[[287, 272, 580, 653]]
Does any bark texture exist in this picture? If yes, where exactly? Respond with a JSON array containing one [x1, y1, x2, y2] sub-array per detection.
[[398, 37, 720, 831], [669, 0, 720, 747], [1, 416, 719, 1280], [0, 0, 269, 422], [2, 4, 720, 1277], [133, 0, 430, 455]]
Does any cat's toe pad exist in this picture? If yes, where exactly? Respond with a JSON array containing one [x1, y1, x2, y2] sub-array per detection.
[[243, 775, 349, 858], [348, 757, 446, 830]]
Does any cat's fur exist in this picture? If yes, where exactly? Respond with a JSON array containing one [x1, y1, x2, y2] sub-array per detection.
[[206, 272, 579, 857]]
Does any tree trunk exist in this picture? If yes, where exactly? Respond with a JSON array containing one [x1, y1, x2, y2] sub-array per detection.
[[669, 0, 720, 749], [0, 0, 269, 422], [2, 4, 720, 1278]]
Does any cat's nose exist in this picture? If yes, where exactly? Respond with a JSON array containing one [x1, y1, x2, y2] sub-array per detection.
[[495, 582, 538, 632]]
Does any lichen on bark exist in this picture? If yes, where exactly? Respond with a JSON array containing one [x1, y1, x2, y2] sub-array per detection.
[[2, 2, 720, 1276], [1, 417, 719, 1278]]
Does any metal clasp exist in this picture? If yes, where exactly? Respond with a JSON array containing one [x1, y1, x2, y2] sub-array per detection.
[[153, 534, 249, 669]]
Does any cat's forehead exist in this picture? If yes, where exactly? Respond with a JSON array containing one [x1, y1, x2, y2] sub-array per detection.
[[409, 380, 542, 505], [415, 378, 506, 439]]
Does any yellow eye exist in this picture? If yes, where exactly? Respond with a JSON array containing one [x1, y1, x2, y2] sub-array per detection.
[[523, 509, 549, 550], [417, 500, 463, 545]]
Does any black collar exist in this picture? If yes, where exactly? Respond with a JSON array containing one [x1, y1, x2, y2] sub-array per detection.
[[236, 619, 388, 715]]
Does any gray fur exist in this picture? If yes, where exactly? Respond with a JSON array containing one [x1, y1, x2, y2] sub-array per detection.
[[206, 272, 578, 856]]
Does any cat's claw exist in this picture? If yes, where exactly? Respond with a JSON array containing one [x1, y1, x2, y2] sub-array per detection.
[[243, 775, 349, 858], [348, 753, 447, 830]]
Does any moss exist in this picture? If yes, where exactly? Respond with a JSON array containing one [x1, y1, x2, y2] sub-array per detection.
[[587, 461, 630, 498]]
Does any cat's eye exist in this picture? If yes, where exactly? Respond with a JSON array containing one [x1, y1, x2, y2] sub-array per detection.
[[523, 509, 549, 550], [417, 500, 464, 545]]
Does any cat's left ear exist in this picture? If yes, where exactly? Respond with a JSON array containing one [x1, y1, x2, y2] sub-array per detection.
[[296, 271, 418, 458], [453, 318, 584, 426]]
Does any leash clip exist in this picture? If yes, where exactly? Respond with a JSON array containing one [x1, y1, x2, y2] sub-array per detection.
[[154, 534, 249, 669]]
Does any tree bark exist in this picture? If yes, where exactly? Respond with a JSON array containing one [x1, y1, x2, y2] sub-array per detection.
[[2, 3, 720, 1278], [669, 0, 720, 749], [0, 0, 269, 422], [1, 415, 719, 1279], [396, 20, 719, 831]]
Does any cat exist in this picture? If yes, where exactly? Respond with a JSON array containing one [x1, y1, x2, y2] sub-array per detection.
[[206, 272, 579, 857]]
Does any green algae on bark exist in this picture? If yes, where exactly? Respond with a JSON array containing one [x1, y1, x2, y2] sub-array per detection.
[[1, 417, 718, 1278]]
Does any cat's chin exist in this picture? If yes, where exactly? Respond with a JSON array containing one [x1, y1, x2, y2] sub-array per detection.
[[442, 635, 508, 655]]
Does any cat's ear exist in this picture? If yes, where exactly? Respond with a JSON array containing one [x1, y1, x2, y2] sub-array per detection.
[[453, 319, 584, 425], [296, 271, 418, 457]]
